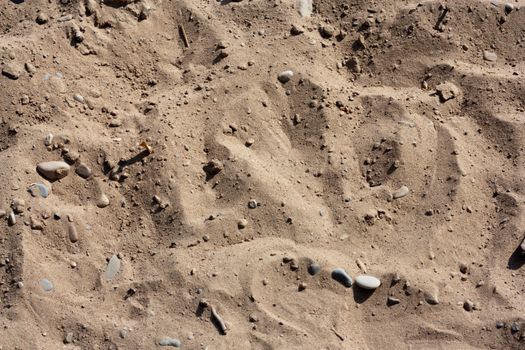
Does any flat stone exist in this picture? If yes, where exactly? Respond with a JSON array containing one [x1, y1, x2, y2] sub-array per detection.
[[387, 296, 400, 306], [307, 262, 321, 275], [392, 185, 409, 199], [483, 50, 497, 62], [331, 268, 353, 288], [2, 63, 23, 80], [278, 70, 293, 84], [76, 163, 92, 179], [158, 337, 181, 347], [27, 183, 50, 198], [104, 254, 121, 280], [37, 161, 70, 181], [40, 278, 54, 291], [290, 24, 304, 35], [319, 25, 335, 38], [355, 275, 381, 290], [44, 133, 53, 146]]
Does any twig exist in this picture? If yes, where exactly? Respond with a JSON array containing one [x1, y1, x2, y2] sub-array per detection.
[[211, 306, 228, 335], [179, 24, 189, 48], [331, 327, 345, 341]]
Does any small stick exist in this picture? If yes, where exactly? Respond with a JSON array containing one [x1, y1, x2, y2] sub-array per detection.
[[179, 24, 189, 48], [331, 327, 345, 341], [434, 6, 449, 31]]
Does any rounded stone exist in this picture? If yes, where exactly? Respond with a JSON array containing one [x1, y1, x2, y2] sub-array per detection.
[[331, 268, 353, 288], [392, 185, 409, 199], [97, 193, 110, 208], [355, 275, 381, 290], [158, 337, 181, 347], [37, 161, 70, 181], [40, 279, 54, 292], [237, 218, 248, 229], [278, 70, 294, 84], [68, 223, 79, 243], [76, 163, 92, 179], [307, 262, 321, 275]]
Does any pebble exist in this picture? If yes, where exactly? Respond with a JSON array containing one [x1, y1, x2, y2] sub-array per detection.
[[63, 332, 74, 344], [245, 138, 255, 147], [40, 279, 54, 292], [68, 223, 79, 243], [290, 24, 305, 35], [248, 199, 258, 209], [463, 299, 474, 312], [496, 321, 505, 329], [277, 70, 294, 84], [0, 210, 5, 218], [97, 193, 110, 208], [307, 262, 321, 275], [37, 161, 70, 181], [355, 275, 381, 290], [11, 199, 25, 214], [297, 0, 312, 17], [44, 133, 53, 146], [8, 211, 16, 226], [483, 50, 497, 62], [203, 159, 224, 177], [331, 268, 353, 288], [104, 254, 121, 280], [158, 337, 181, 347], [249, 314, 258, 322], [505, 3, 514, 14], [511, 322, 520, 333], [63, 151, 80, 163], [319, 25, 335, 38], [76, 163, 92, 179], [298, 282, 307, 291], [237, 219, 248, 229], [36, 12, 49, 24], [2, 63, 23, 80], [387, 296, 400, 306], [73, 94, 85, 103], [392, 185, 409, 199], [27, 183, 49, 198], [424, 292, 440, 305]]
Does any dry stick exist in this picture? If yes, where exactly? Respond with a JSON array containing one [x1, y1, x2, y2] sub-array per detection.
[[434, 6, 449, 31], [331, 328, 345, 341], [179, 24, 189, 48], [210, 306, 228, 335]]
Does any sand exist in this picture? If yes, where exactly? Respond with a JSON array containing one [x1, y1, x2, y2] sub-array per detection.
[[1, 0, 524, 349]]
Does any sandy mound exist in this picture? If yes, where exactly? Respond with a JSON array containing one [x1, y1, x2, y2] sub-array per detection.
[[1, 0, 524, 348]]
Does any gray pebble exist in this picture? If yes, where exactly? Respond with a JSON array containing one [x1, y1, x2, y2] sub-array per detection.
[[104, 254, 121, 280], [387, 296, 400, 306], [424, 292, 439, 305], [37, 161, 70, 181], [63, 150, 80, 163], [73, 94, 85, 103], [2, 63, 23, 80], [8, 211, 16, 226], [511, 322, 520, 333], [63, 332, 74, 344], [158, 337, 181, 347], [355, 275, 381, 290], [237, 218, 248, 229], [76, 163, 92, 179], [463, 299, 474, 311], [483, 50, 497, 62], [44, 133, 53, 146], [277, 70, 293, 84], [27, 183, 49, 198], [307, 262, 321, 275], [331, 268, 353, 288], [496, 321, 505, 329], [40, 278, 54, 292], [97, 193, 110, 208]]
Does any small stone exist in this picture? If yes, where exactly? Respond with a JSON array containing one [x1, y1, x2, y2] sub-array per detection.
[[8, 211, 16, 226], [76, 163, 92, 179], [36, 13, 49, 24], [0, 210, 6, 218], [104, 254, 121, 280], [158, 337, 181, 347], [97, 193, 110, 208], [496, 321, 505, 329], [248, 199, 258, 209], [424, 292, 439, 305], [30, 217, 44, 230], [64, 332, 74, 344], [237, 219, 248, 229], [290, 24, 304, 35], [203, 159, 224, 178], [483, 50, 497, 62], [63, 151, 80, 163], [249, 314, 258, 322], [355, 275, 381, 290], [505, 3, 514, 14], [346, 57, 362, 73], [307, 262, 321, 275], [28, 183, 50, 198], [278, 70, 294, 84], [290, 260, 299, 271], [387, 296, 400, 306], [44, 133, 53, 146], [119, 329, 128, 339], [331, 268, 353, 288], [463, 299, 474, 312], [511, 322, 520, 333], [245, 138, 255, 147], [298, 282, 307, 291], [11, 199, 26, 214], [459, 263, 468, 274], [392, 185, 409, 199], [2, 63, 23, 80], [68, 223, 79, 243], [436, 82, 459, 102], [37, 161, 70, 181], [319, 25, 335, 38], [40, 279, 54, 292]]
